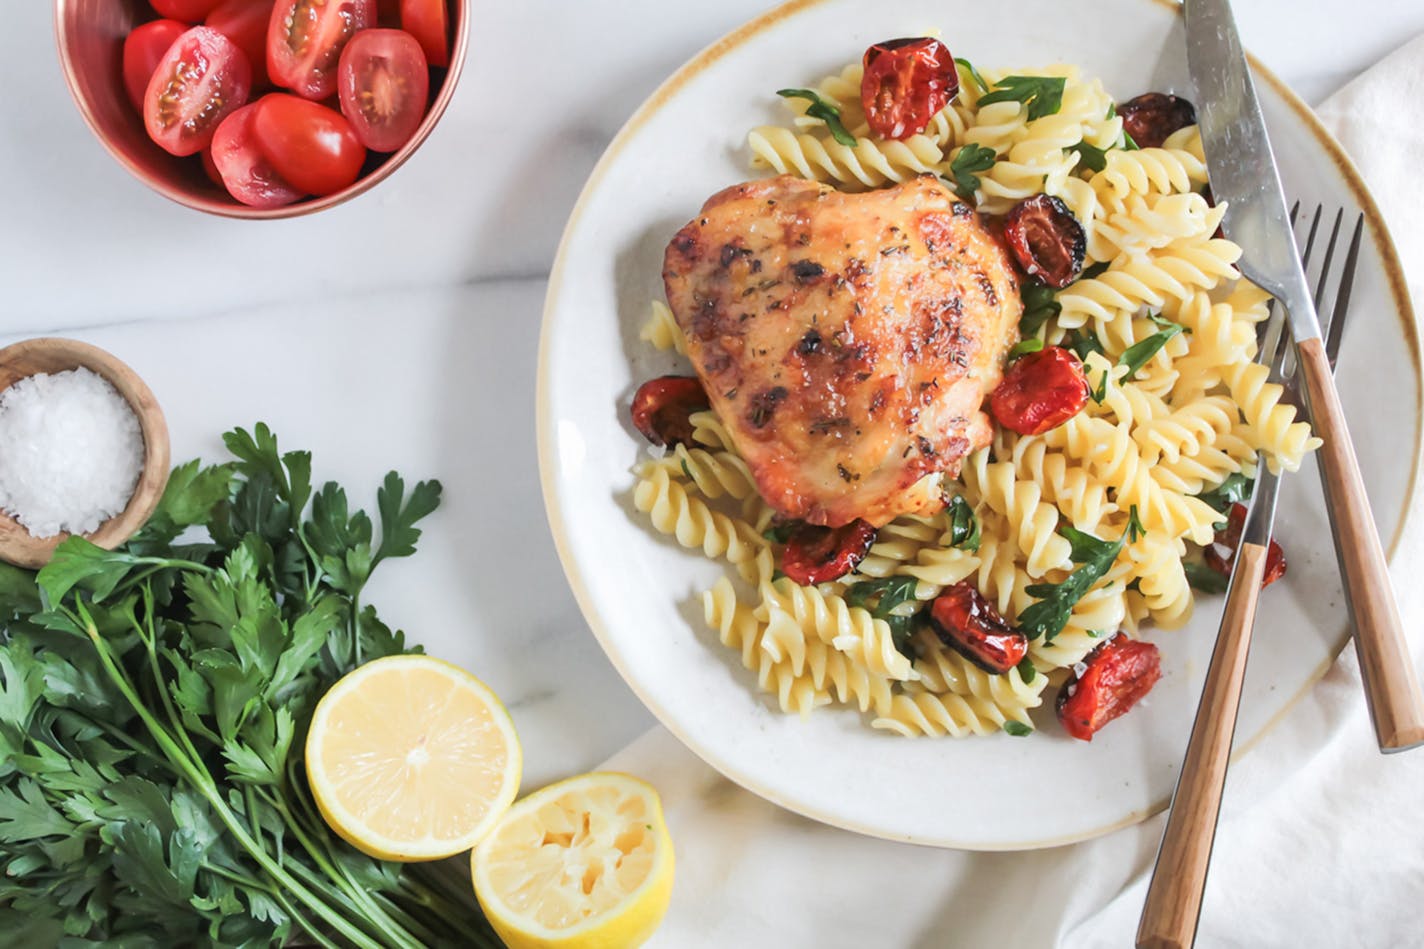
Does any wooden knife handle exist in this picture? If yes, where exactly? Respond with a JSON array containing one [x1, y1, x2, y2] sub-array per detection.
[[1298, 337, 1424, 752], [1136, 544, 1267, 949]]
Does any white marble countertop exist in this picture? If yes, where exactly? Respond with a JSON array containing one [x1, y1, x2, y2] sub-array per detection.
[[3, 0, 1424, 941]]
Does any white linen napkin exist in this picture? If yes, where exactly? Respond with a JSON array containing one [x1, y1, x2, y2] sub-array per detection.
[[600, 34, 1424, 948]]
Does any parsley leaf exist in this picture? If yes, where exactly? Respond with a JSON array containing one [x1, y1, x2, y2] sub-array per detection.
[[1008, 338, 1045, 361], [776, 88, 857, 146], [978, 75, 1067, 120], [956, 57, 991, 94], [845, 576, 922, 658], [947, 143, 997, 201], [1017, 508, 1144, 641], [947, 495, 981, 552], [1185, 561, 1230, 594], [1003, 720, 1034, 736], [1070, 140, 1111, 173], [1197, 473, 1254, 516], [1016, 655, 1038, 684]]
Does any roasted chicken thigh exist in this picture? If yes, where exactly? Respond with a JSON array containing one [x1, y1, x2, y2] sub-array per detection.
[[662, 174, 1021, 528]]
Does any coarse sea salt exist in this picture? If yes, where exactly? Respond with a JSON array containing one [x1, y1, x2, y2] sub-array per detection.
[[0, 367, 144, 539]]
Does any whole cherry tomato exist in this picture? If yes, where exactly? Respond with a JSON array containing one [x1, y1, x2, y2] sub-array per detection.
[[250, 93, 366, 195], [990, 346, 1090, 436], [338, 28, 429, 152], [122, 19, 187, 112], [144, 27, 252, 157], [1117, 92, 1197, 149], [781, 519, 878, 586], [929, 581, 1029, 674], [1203, 502, 1288, 588], [151, 0, 223, 21], [1003, 194, 1086, 288], [206, 0, 276, 89], [211, 103, 304, 207], [400, 0, 449, 68], [630, 376, 709, 448], [1057, 634, 1161, 741], [860, 37, 958, 140], [267, 0, 376, 100]]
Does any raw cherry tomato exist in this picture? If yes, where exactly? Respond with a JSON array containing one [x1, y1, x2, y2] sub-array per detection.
[[337, 29, 429, 152], [630, 376, 709, 448], [122, 19, 188, 112], [376, 0, 402, 26], [400, 0, 448, 68], [267, 0, 376, 100], [151, 0, 224, 21], [1003, 194, 1086, 288], [207, 0, 276, 88], [211, 103, 303, 207], [781, 520, 878, 586], [199, 147, 224, 186], [144, 27, 252, 157], [1117, 92, 1197, 149], [860, 37, 957, 140], [250, 93, 366, 195], [1057, 634, 1161, 741], [990, 346, 1090, 436], [1203, 502, 1288, 588], [929, 581, 1028, 674]]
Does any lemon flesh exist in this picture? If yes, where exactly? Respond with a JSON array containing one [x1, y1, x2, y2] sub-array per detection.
[[305, 655, 522, 862]]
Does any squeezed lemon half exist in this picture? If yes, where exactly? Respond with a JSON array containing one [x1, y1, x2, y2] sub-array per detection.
[[472, 772, 675, 949], [305, 654, 522, 862]]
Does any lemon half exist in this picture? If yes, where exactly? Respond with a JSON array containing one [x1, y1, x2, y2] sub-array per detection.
[[305, 654, 522, 862], [472, 772, 675, 949]]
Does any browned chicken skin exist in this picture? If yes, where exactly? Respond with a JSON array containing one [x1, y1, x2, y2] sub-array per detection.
[[662, 174, 1022, 528]]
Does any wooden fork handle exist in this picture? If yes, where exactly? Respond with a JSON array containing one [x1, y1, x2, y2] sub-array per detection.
[[1137, 544, 1267, 949], [1298, 337, 1424, 752]]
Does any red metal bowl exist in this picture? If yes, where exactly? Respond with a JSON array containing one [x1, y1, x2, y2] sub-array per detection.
[[54, 0, 470, 219]]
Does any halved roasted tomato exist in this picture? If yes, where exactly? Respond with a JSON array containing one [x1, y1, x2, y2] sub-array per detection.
[[267, 0, 376, 100]]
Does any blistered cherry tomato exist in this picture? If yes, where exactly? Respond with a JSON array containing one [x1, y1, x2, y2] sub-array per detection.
[[122, 19, 187, 112], [1203, 502, 1287, 588], [929, 581, 1028, 674], [206, 0, 276, 88], [1003, 194, 1086, 288], [1056, 634, 1161, 741], [990, 346, 1090, 436], [144, 27, 252, 157], [400, 0, 449, 68], [630, 376, 709, 448], [250, 93, 366, 195], [1117, 92, 1197, 149], [781, 520, 878, 586], [151, 0, 223, 21], [267, 0, 376, 100], [860, 37, 958, 140], [211, 102, 304, 207], [338, 29, 429, 152]]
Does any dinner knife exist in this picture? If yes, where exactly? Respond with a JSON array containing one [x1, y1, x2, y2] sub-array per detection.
[[1183, 0, 1424, 753]]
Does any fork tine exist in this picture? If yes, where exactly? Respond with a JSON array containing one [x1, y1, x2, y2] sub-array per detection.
[[1325, 214, 1365, 370], [1312, 208, 1346, 314]]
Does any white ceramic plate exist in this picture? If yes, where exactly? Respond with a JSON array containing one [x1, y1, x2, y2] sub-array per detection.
[[538, 0, 1421, 849]]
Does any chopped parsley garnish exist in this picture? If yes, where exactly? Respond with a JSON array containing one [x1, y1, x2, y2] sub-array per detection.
[[956, 57, 991, 94], [1016, 655, 1038, 684], [1070, 140, 1111, 173], [1118, 316, 1187, 380], [776, 88, 857, 146], [1002, 720, 1034, 737]]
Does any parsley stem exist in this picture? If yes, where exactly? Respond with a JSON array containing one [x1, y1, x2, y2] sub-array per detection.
[[269, 888, 344, 949]]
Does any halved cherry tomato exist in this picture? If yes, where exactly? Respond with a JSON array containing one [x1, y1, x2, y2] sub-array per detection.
[[1003, 194, 1086, 288], [199, 147, 225, 186], [267, 0, 376, 100], [1203, 502, 1287, 588], [151, 0, 224, 21], [1057, 634, 1161, 741], [144, 27, 252, 157], [337, 29, 429, 152], [211, 103, 304, 207], [122, 19, 188, 112], [206, 0, 276, 88], [1118, 92, 1197, 149], [630, 376, 708, 448], [376, 0, 402, 27], [400, 0, 448, 68], [929, 581, 1029, 674], [781, 520, 878, 586], [860, 37, 958, 140], [990, 346, 1090, 436], [249, 94, 365, 195]]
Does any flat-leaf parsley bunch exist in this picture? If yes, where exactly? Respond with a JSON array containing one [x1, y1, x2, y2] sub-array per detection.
[[0, 425, 498, 947]]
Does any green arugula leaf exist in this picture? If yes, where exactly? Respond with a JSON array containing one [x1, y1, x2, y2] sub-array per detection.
[[946, 495, 981, 552], [1002, 720, 1033, 737], [1079, 261, 1111, 281], [845, 576, 922, 659], [776, 88, 857, 146], [978, 75, 1066, 120], [1015, 655, 1038, 684], [1008, 338, 1045, 361], [1122, 130, 1141, 150], [762, 522, 795, 544], [1117, 317, 1186, 380], [1185, 561, 1230, 594], [1020, 281, 1061, 336], [1017, 507, 1142, 641], [1065, 328, 1105, 363], [946, 143, 997, 201], [1070, 139, 1110, 173], [1197, 473, 1254, 516], [955, 56, 990, 93]]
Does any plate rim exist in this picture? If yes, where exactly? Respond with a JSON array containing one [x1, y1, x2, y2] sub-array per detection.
[[535, 0, 1423, 849]]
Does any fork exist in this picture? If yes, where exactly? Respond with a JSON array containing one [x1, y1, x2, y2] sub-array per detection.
[[1135, 206, 1364, 949]]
